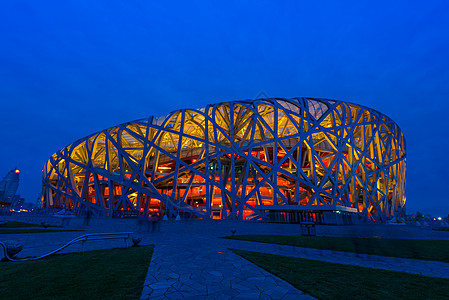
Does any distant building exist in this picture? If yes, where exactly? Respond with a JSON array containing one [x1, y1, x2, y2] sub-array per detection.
[[21, 202, 35, 212], [12, 194, 25, 208], [35, 193, 43, 208], [0, 168, 20, 207]]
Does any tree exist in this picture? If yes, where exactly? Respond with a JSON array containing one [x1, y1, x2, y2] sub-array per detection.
[[416, 211, 423, 219]]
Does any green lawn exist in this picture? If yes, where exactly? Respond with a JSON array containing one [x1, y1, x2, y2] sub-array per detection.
[[232, 249, 449, 300], [0, 245, 153, 299], [0, 228, 82, 234], [0, 221, 69, 234], [0, 221, 58, 228], [224, 235, 449, 263]]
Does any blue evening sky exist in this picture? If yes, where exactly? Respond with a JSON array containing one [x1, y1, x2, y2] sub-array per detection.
[[0, 1, 448, 216]]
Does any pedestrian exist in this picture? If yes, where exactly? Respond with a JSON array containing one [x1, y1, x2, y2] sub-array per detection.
[[82, 206, 88, 225], [85, 207, 93, 225], [147, 213, 154, 232], [62, 212, 69, 226], [137, 212, 146, 232], [153, 212, 161, 232]]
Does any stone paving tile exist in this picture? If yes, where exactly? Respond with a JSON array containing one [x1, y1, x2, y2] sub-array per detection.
[[234, 291, 261, 299], [146, 295, 167, 300], [165, 291, 184, 299], [209, 288, 239, 298], [149, 287, 169, 297], [264, 286, 290, 299], [179, 284, 198, 293], [184, 296, 206, 300], [259, 293, 272, 300]]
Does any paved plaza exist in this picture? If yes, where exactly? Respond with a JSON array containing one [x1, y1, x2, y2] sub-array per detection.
[[1, 216, 449, 299]]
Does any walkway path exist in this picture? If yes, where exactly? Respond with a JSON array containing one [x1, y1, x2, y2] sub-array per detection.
[[2, 216, 449, 299], [220, 239, 449, 279], [142, 242, 311, 299]]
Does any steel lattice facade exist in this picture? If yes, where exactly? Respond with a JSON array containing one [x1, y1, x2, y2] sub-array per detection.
[[42, 98, 406, 222]]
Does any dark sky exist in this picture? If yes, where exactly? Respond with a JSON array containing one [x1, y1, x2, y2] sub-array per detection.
[[0, 1, 448, 216]]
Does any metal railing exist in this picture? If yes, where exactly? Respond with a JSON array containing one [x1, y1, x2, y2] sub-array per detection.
[[0, 232, 132, 262]]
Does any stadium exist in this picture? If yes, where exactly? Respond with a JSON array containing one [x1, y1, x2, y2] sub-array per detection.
[[42, 98, 406, 223]]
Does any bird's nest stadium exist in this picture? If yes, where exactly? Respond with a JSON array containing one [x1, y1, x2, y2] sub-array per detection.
[[42, 98, 406, 224]]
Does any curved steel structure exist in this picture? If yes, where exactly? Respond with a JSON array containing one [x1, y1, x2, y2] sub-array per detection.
[[42, 98, 406, 222]]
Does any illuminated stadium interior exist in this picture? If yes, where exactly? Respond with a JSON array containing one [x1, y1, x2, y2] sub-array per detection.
[[42, 98, 406, 223]]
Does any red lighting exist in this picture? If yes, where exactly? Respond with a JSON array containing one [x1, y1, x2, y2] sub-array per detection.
[[14, 169, 20, 173]]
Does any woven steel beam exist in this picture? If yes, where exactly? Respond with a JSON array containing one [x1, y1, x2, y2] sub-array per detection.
[[42, 98, 406, 222]]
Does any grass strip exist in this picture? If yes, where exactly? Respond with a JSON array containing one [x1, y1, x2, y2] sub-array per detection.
[[231, 249, 449, 300], [0, 221, 58, 228], [0, 245, 153, 299], [224, 235, 449, 263], [0, 229, 83, 234]]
